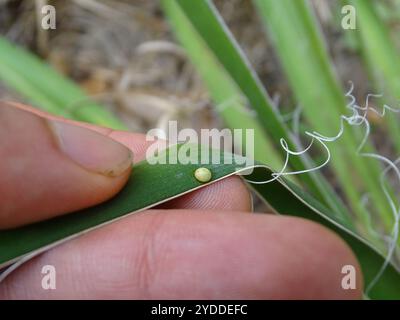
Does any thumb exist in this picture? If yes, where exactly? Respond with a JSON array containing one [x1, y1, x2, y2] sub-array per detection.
[[0, 102, 132, 229]]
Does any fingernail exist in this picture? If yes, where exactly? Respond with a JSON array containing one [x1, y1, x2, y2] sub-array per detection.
[[48, 120, 133, 177]]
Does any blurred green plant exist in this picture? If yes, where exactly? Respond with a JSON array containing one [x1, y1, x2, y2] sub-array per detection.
[[348, 0, 400, 152], [254, 0, 394, 229], [0, 37, 126, 129]]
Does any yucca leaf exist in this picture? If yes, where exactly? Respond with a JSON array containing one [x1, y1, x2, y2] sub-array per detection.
[[0, 144, 399, 299], [0, 145, 245, 271]]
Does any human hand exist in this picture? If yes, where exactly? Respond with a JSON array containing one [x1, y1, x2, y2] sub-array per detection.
[[0, 102, 362, 299]]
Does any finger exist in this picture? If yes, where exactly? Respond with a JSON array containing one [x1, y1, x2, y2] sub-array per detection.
[[158, 176, 252, 211], [9, 103, 252, 212], [6, 101, 152, 162], [0, 102, 133, 228], [0, 211, 363, 299]]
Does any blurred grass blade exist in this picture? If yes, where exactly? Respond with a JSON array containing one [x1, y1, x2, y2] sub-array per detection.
[[348, 0, 400, 151], [1, 144, 399, 299], [173, 0, 351, 224], [162, 0, 281, 169], [254, 0, 393, 229], [0, 37, 126, 129]]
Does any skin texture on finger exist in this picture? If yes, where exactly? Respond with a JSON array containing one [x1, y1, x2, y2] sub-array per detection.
[[7, 102, 252, 212], [0, 103, 132, 228], [158, 176, 252, 211], [0, 210, 363, 299]]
